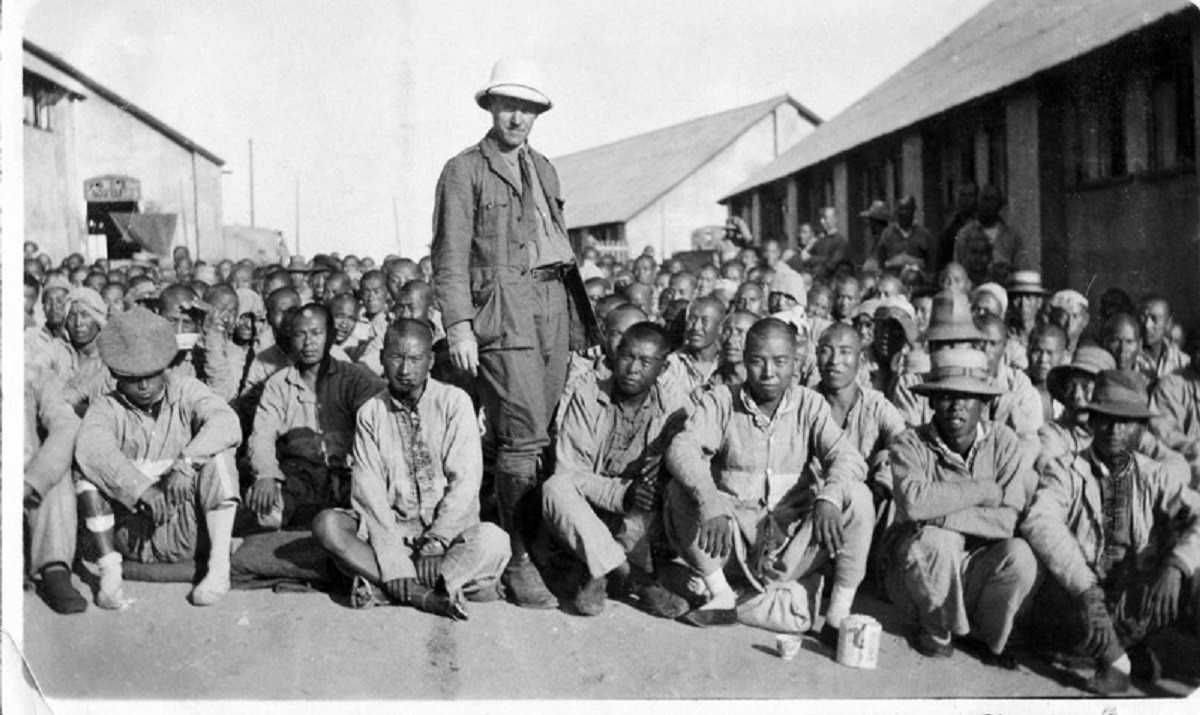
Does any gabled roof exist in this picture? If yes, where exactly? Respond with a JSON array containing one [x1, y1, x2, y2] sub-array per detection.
[[556, 94, 820, 228], [23, 39, 225, 166], [723, 0, 1196, 201]]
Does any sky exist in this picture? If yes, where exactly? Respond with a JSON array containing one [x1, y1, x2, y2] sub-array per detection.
[[22, 0, 991, 258]]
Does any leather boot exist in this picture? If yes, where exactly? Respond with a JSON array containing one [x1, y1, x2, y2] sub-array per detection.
[[496, 475, 557, 609]]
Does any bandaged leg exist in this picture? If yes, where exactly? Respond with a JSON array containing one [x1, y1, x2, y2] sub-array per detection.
[[75, 480, 129, 609], [190, 454, 240, 606]]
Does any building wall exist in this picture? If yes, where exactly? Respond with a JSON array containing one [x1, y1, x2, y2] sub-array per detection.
[[74, 96, 223, 260], [23, 92, 81, 257], [623, 104, 814, 258]]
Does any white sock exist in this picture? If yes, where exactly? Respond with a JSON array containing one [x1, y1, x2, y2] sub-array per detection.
[[700, 569, 734, 609], [825, 584, 857, 628], [1110, 653, 1131, 674]]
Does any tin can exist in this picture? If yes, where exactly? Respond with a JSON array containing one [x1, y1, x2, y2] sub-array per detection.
[[836, 614, 881, 669]]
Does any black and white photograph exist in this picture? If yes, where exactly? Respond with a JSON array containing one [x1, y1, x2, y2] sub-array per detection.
[[3, 0, 1200, 711]]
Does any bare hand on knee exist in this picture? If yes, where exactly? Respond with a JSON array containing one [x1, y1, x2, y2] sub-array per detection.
[[813, 500, 844, 557], [698, 515, 734, 560]]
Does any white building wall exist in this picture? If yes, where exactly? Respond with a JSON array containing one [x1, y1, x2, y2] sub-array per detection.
[[73, 97, 224, 259], [623, 104, 814, 258]]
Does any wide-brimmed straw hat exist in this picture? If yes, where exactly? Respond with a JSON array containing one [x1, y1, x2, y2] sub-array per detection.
[[1046, 346, 1115, 404], [859, 200, 891, 222], [97, 306, 177, 377], [911, 347, 1004, 397], [475, 58, 552, 111], [925, 290, 986, 343], [1085, 369, 1156, 420]]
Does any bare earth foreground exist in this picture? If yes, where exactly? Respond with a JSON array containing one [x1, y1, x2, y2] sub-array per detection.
[[20, 578, 1200, 702]]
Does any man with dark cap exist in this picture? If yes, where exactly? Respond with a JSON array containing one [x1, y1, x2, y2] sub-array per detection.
[[312, 320, 509, 618], [74, 307, 241, 608], [666, 318, 871, 634], [885, 347, 1038, 668], [432, 60, 602, 609], [245, 305, 384, 530], [1023, 370, 1200, 695]]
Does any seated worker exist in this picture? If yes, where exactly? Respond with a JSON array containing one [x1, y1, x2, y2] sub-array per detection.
[[1150, 335, 1200, 488], [542, 323, 690, 618], [61, 287, 114, 416], [1039, 347, 1188, 482], [665, 318, 871, 637], [1135, 294, 1190, 384], [814, 323, 907, 576], [562, 303, 646, 407], [885, 347, 1038, 668], [1022, 370, 1200, 695], [327, 292, 361, 363], [195, 284, 244, 402], [237, 286, 302, 406], [312, 319, 510, 618], [344, 269, 392, 375], [395, 279, 445, 342], [659, 296, 726, 403], [733, 282, 766, 317], [1026, 323, 1069, 424], [245, 304, 385, 530], [976, 313, 1045, 452], [74, 307, 241, 608], [25, 366, 87, 613], [696, 309, 757, 397]]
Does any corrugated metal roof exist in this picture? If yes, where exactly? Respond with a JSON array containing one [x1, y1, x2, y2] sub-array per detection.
[[555, 94, 820, 228], [23, 39, 226, 166], [722, 0, 1195, 201]]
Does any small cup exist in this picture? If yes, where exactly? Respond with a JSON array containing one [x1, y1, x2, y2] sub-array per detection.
[[775, 633, 802, 660]]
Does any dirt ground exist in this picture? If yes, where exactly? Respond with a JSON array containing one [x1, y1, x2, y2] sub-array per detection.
[[17, 573, 1200, 704]]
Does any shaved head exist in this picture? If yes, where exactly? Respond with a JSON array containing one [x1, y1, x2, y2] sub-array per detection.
[[384, 317, 434, 352], [746, 317, 797, 350], [818, 321, 861, 350]]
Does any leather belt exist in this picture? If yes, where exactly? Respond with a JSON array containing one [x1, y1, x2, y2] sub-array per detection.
[[530, 263, 571, 282]]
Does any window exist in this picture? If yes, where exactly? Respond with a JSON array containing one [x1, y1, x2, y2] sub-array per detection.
[[23, 74, 59, 132], [1065, 86, 1127, 184], [985, 126, 1007, 190], [1150, 68, 1195, 172]]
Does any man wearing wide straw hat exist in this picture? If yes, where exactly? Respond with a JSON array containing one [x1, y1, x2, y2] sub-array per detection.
[[1022, 370, 1200, 695], [432, 58, 600, 608], [73, 307, 242, 608], [885, 347, 1038, 668]]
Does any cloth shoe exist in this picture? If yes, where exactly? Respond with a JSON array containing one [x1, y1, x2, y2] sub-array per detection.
[[680, 606, 738, 628], [572, 576, 607, 616], [37, 566, 87, 615], [502, 556, 557, 609], [350, 575, 386, 609], [405, 582, 468, 621], [1129, 643, 1161, 684], [1088, 665, 1131, 695], [909, 627, 953, 658]]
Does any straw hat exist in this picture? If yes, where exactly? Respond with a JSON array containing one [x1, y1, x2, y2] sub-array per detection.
[[1006, 270, 1047, 296], [925, 290, 986, 343], [1045, 345, 1115, 404], [1085, 370, 1156, 420], [97, 306, 178, 377], [475, 58, 552, 111], [911, 347, 1004, 397]]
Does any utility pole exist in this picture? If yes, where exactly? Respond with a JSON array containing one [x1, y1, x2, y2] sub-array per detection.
[[248, 139, 256, 227], [294, 177, 301, 255]]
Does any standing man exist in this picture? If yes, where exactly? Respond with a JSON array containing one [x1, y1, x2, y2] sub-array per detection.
[[432, 59, 599, 608]]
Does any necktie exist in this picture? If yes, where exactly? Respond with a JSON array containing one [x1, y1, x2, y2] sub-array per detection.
[[518, 148, 536, 222], [400, 396, 438, 526]]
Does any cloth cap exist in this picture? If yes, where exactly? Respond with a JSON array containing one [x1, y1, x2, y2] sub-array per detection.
[[1046, 345, 1115, 403], [475, 58, 552, 111], [97, 306, 178, 377], [972, 282, 1009, 315], [1085, 369, 1156, 419], [235, 288, 266, 319], [43, 274, 72, 292], [911, 347, 1004, 397], [69, 287, 109, 326], [770, 264, 809, 302], [771, 305, 810, 340], [859, 199, 891, 222], [1006, 270, 1047, 296], [874, 303, 918, 346], [925, 290, 986, 343], [1049, 289, 1089, 312]]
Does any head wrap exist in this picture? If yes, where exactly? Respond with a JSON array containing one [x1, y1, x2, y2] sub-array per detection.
[[69, 287, 109, 326]]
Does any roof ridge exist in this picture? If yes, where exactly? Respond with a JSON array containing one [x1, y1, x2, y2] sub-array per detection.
[[554, 93, 795, 162]]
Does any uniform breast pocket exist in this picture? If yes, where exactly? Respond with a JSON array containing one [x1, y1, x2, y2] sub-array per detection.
[[478, 197, 511, 239]]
